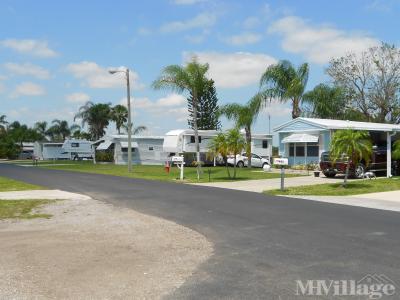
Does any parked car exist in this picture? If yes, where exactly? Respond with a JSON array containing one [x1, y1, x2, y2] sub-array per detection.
[[227, 153, 270, 168], [319, 147, 400, 178]]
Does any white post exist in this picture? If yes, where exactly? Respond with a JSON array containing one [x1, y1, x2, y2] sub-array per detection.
[[387, 132, 392, 178], [180, 155, 184, 181]]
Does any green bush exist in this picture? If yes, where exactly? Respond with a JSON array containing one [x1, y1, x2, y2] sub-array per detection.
[[96, 151, 114, 162], [0, 135, 20, 159]]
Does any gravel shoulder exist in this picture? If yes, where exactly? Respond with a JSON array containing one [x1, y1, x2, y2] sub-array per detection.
[[0, 190, 213, 299]]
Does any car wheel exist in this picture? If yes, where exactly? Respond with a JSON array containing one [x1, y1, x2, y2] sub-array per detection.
[[237, 161, 244, 168], [323, 171, 336, 178], [262, 163, 269, 168], [354, 163, 365, 179]]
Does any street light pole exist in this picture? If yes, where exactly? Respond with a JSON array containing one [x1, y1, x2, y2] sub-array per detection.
[[109, 67, 133, 172], [126, 68, 132, 173]]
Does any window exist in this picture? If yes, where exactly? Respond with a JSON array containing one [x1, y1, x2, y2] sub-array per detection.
[[190, 136, 201, 143], [122, 148, 136, 153], [296, 145, 305, 157], [71, 143, 79, 148], [262, 140, 268, 149], [252, 154, 261, 159], [149, 147, 154, 151], [307, 143, 319, 157], [289, 143, 295, 156]]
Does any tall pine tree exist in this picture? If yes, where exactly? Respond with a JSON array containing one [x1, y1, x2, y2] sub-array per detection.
[[188, 79, 221, 130]]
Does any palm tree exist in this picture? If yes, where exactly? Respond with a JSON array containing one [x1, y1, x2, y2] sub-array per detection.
[[152, 57, 210, 180], [0, 115, 8, 133], [302, 84, 347, 119], [121, 123, 147, 135], [330, 129, 372, 187], [74, 101, 112, 140], [260, 60, 309, 119], [111, 104, 128, 134], [49, 119, 71, 141], [226, 128, 246, 179], [393, 140, 400, 160], [34, 121, 48, 140], [219, 94, 261, 168], [209, 133, 231, 178]]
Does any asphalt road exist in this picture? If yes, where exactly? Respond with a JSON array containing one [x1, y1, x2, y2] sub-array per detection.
[[1, 164, 400, 299]]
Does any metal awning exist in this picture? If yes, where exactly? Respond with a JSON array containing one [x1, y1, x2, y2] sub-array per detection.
[[120, 141, 138, 148], [282, 133, 319, 143], [96, 141, 113, 150]]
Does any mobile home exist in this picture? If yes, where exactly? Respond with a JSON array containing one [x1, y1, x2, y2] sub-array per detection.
[[33, 139, 93, 160], [95, 135, 168, 165], [274, 117, 400, 177], [18, 142, 34, 159]]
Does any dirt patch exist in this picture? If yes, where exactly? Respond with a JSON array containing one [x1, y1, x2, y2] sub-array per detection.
[[0, 195, 212, 299]]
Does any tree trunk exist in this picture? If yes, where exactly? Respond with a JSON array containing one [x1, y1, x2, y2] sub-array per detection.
[[225, 158, 231, 179], [246, 127, 252, 168], [192, 94, 201, 180], [343, 155, 351, 187], [292, 98, 301, 119], [233, 154, 237, 179]]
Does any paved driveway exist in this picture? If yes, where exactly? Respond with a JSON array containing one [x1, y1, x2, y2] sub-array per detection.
[[1, 164, 400, 299]]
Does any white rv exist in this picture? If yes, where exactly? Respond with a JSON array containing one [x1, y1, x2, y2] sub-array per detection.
[[95, 135, 169, 165], [163, 129, 273, 161], [60, 139, 93, 160]]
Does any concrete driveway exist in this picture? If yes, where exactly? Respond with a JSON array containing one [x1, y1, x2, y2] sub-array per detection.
[[193, 174, 351, 193]]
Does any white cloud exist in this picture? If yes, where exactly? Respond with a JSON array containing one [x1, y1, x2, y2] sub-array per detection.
[[0, 39, 57, 58], [160, 12, 216, 33], [66, 92, 90, 104], [4, 62, 50, 79], [223, 32, 262, 46], [268, 16, 379, 64], [125, 94, 188, 123], [260, 99, 292, 117], [172, 0, 206, 4], [66, 61, 141, 89], [184, 51, 276, 88], [11, 82, 46, 98]]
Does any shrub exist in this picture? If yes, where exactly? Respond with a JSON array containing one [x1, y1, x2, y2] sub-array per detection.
[[96, 151, 114, 162]]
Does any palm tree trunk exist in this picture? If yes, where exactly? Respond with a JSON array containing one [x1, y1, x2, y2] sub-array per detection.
[[225, 158, 231, 179], [343, 156, 351, 187], [192, 94, 201, 180], [292, 98, 301, 119], [246, 127, 252, 168], [233, 155, 237, 179]]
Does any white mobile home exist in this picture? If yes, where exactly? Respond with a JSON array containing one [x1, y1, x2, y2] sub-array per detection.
[[18, 142, 34, 159], [95, 135, 168, 165], [34, 142, 69, 160]]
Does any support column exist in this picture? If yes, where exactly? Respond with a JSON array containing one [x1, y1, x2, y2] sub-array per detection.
[[387, 132, 392, 178]]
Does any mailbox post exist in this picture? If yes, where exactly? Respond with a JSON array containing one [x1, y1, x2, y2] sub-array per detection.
[[273, 158, 289, 191], [172, 155, 185, 181]]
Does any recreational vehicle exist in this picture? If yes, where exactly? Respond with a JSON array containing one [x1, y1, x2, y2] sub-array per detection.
[[60, 139, 93, 160], [163, 129, 273, 165]]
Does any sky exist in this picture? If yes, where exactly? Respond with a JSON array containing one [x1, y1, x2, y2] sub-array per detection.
[[1, 0, 399, 143]]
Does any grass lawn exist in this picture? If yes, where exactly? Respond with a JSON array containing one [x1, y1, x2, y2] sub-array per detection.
[[265, 177, 400, 196], [0, 176, 44, 192], [0, 199, 52, 219], [26, 160, 301, 183]]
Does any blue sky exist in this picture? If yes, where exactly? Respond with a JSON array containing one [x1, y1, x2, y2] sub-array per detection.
[[1, 0, 399, 141]]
